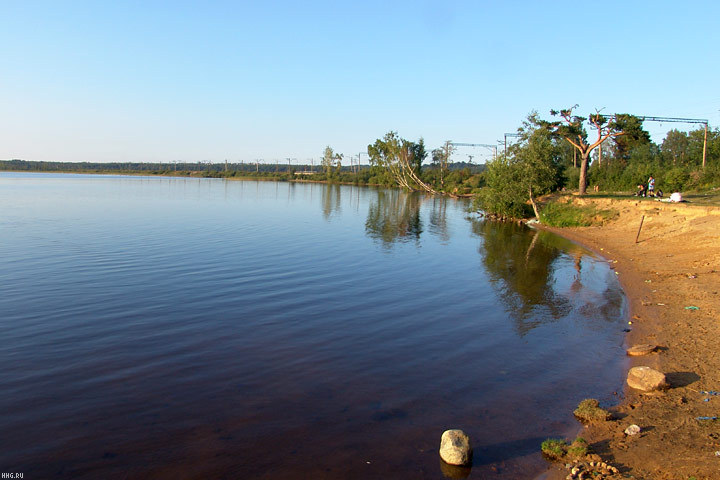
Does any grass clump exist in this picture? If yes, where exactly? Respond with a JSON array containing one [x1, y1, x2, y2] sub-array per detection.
[[567, 437, 589, 458], [539, 199, 617, 227], [574, 398, 612, 423], [541, 436, 592, 462], [540, 438, 568, 460]]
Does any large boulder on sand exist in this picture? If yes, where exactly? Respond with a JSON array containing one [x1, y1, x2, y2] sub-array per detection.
[[439, 429, 472, 466], [627, 366, 668, 391]]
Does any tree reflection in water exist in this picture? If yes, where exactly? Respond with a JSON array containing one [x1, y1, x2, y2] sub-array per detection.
[[365, 190, 424, 245], [471, 220, 572, 335], [428, 196, 451, 243], [321, 183, 342, 219]]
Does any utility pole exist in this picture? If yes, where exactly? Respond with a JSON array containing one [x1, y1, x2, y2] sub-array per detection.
[[703, 122, 708, 169], [358, 152, 368, 172]]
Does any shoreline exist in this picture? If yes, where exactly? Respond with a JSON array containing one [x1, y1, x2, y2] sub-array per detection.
[[536, 197, 720, 479]]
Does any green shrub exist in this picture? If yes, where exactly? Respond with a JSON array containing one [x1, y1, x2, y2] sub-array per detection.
[[563, 165, 581, 190], [663, 167, 690, 192]]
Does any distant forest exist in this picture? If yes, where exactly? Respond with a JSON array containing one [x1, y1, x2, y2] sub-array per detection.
[[0, 158, 483, 175], [0, 158, 486, 196]]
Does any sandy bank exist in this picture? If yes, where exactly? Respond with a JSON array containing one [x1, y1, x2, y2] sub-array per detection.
[[538, 197, 720, 479]]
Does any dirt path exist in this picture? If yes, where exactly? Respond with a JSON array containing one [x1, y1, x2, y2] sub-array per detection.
[[539, 196, 720, 479]]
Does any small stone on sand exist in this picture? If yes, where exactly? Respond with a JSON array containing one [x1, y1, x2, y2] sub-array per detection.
[[625, 424, 641, 435], [626, 344, 657, 356]]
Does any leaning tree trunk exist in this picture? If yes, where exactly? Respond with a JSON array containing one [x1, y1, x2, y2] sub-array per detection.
[[529, 186, 540, 219], [578, 152, 590, 195]]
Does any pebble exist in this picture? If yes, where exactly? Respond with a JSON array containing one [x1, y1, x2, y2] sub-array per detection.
[[624, 424, 641, 436]]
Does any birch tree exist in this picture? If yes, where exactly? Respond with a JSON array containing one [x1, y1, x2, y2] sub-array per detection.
[[368, 132, 451, 196]]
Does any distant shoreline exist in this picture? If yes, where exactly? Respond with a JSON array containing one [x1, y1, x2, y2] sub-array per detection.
[[0, 168, 479, 197]]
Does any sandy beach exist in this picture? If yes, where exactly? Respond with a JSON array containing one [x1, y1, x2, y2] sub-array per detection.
[[539, 196, 720, 479]]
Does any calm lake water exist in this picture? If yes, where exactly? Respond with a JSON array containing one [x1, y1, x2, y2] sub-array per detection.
[[0, 173, 627, 479]]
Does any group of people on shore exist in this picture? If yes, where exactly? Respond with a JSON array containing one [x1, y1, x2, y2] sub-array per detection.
[[634, 175, 683, 202], [635, 175, 661, 198]]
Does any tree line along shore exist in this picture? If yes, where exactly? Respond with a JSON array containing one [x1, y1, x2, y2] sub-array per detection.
[[3, 106, 719, 219]]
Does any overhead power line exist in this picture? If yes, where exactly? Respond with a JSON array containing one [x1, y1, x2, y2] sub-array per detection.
[[449, 142, 497, 161], [606, 114, 710, 169]]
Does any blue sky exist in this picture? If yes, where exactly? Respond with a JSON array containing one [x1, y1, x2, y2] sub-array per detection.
[[2, 0, 719, 164]]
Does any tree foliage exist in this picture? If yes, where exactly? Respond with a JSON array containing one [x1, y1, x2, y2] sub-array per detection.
[[475, 113, 564, 219], [322, 146, 343, 177], [540, 106, 641, 194], [367, 132, 448, 196], [431, 141, 454, 187]]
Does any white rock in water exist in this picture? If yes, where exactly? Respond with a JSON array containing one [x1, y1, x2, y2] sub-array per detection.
[[625, 424, 641, 435], [627, 366, 668, 391], [439, 429, 472, 466]]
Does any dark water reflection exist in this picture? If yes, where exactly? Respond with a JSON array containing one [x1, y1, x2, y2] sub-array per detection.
[[476, 221, 571, 335], [365, 189, 424, 245], [0, 173, 627, 479]]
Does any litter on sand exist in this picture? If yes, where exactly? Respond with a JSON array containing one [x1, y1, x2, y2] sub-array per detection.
[[697, 416, 718, 421], [684, 306, 700, 310]]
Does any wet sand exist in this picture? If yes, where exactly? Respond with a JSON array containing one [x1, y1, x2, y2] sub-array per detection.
[[539, 196, 720, 480]]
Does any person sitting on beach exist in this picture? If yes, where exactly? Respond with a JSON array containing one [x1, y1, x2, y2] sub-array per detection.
[[635, 184, 646, 197], [670, 192, 683, 203]]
